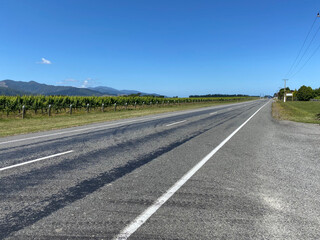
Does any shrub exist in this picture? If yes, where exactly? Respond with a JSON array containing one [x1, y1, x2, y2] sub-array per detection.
[[296, 85, 314, 101]]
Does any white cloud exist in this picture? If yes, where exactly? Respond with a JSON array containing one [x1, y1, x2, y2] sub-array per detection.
[[64, 78, 78, 82], [57, 78, 79, 85], [81, 79, 89, 88], [57, 77, 96, 88], [81, 78, 97, 88], [40, 57, 52, 64]]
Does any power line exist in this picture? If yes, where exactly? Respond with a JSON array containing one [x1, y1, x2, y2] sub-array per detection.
[[290, 40, 320, 78], [287, 12, 320, 78], [285, 15, 318, 77]]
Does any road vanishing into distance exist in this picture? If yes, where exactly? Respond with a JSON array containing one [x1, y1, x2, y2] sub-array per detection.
[[1, 99, 320, 239]]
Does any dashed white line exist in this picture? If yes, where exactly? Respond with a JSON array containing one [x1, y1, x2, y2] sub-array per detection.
[[0, 150, 74, 172], [0, 101, 258, 146], [166, 120, 187, 127], [0, 120, 147, 145], [0, 107, 222, 145], [209, 112, 218, 115], [114, 101, 269, 240]]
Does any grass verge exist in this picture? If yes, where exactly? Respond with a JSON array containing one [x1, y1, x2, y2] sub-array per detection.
[[0, 101, 250, 137], [272, 101, 320, 124]]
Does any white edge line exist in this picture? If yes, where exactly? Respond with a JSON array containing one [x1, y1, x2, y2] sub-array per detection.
[[114, 101, 269, 240], [0, 100, 260, 146], [166, 120, 187, 127], [0, 150, 74, 172]]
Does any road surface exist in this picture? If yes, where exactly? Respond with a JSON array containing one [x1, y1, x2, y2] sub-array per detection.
[[1, 100, 320, 239]]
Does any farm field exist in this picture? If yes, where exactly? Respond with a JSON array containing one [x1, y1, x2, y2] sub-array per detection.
[[272, 101, 320, 124], [0, 96, 257, 137]]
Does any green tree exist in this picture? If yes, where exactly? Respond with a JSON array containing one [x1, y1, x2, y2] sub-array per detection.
[[277, 87, 290, 100], [314, 88, 320, 97], [296, 85, 314, 101]]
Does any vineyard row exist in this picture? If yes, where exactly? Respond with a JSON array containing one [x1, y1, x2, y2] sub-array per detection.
[[0, 95, 254, 117]]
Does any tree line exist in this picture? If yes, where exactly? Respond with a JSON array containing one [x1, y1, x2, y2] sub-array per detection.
[[277, 85, 320, 101]]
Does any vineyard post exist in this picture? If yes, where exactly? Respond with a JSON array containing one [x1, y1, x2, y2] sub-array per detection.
[[125, 102, 127, 110], [70, 104, 72, 115], [86, 104, 89, 113], [134, 102, 137, 109], [48, 105, 51, 117], [150, 101, 152, 107], [156, 101, 158, 107], [142, 102, 145, 108], [102, 103, 104, 112], [114, 103, 117, 111], [22, 105, 25, 119]]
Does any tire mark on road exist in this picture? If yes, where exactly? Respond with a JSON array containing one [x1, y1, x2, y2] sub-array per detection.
[[0, 113, 240, 239]]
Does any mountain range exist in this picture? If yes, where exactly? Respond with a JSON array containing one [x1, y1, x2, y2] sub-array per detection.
[[0, 80, 159, 96]]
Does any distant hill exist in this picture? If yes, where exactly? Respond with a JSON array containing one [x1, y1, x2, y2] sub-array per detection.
[[0, 86, 31, 96], [0, 80, 160, 97], [89, 86, 161, 96], [88, 86, 123, 96], [0, 80, 103, 96]]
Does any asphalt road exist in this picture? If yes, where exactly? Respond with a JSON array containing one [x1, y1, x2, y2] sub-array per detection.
[[1, 99, 320, 239]]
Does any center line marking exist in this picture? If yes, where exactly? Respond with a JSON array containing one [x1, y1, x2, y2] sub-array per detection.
[[165, 120, 187, 127], [0, 150, 74, 172], [114, 101, 269, 240], [209, 111, 218, 115]]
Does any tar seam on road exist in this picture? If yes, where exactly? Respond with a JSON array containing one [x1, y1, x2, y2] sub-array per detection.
[[114, 101, 270, 240], [166, 120, 187, 127], [0, 101, 256, 146], [209, 112, 218, 115], [0, 150, 74, 172]]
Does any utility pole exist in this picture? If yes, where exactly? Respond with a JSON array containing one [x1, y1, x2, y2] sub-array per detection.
[[283, 79, 288, 102]]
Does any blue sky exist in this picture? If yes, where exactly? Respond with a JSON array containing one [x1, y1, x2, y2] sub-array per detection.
[[1, 0, 320, 97]]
